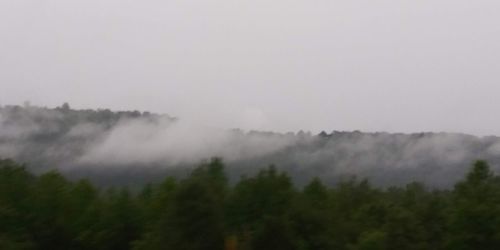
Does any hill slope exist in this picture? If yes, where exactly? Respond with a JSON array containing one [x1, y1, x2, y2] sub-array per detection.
[[1, 104, 500, 187]]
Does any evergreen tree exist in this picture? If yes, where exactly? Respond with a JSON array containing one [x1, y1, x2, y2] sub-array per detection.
[[447, 160, 500, 250]]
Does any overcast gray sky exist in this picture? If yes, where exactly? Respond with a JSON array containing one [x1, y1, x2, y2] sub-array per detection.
[[1, 0, 500, 135]]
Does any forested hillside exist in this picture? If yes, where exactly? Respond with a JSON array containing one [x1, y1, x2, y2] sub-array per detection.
[[2, 105, 500, 249], [2, 158, 500, 250], [2, 104, 500, 187]]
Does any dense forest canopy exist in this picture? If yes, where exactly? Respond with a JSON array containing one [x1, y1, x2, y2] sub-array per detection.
[[1, 104, 500, 187], [2, 158, 500, 250]]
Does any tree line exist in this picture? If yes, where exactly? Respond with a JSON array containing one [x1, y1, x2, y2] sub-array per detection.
[[2, 158, 500, 250], [3, 104, 500, 188]]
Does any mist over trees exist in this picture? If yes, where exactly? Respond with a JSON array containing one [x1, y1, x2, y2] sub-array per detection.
[[3, 104, 500, 249], [2, 104, 500, 187]]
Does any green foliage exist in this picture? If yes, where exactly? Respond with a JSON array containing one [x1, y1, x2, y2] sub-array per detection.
[[349, 230, 387, 250], [447, 160, 500, 250], [291, 178, 334, 250], [1, 158, 500, 250]]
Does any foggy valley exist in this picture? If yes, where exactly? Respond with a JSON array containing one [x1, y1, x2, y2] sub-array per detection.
[[3, 0, 500, 249], [2, 103, 500, 188]]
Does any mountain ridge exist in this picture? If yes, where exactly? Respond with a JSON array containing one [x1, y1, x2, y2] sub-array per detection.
[[1, 103, 499, 188]]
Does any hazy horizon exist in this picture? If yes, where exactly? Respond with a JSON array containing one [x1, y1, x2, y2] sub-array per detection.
[[2, 0, 500, 136]]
